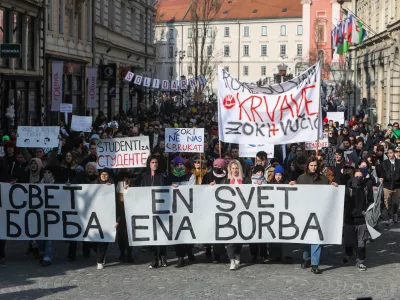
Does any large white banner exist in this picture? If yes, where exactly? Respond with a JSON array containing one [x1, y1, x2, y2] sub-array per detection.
[[239, 144, 274, 158], [124, 184, 345, 246], [51, 61, 64, 111], [165, 128, 204, 153], [218, 62, 322, 144], [96, 136, 150, 169], [0, 183, 116, 241], [17, 126, 60, 148], [87, 67, 98, 108], [71, 115, 93, 132]]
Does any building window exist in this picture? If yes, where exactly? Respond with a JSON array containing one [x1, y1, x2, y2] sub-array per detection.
[[77, 10, 83, 39], [140, 14, 144, 42], [297, 44, 303, 56], [108, 0, 115, 29], [207, 27, 212, 37], [243, 45, 249, 56], [244, 26, 249, 37], [224, 66, 229, 72], [27, 16, 35, 70], [87, 0, 91, 41], [187, 46, 193, 57], [207, 45, 212, 56], [48, 0, 53, 30], [243, 66, 249, 76], [224, 45, 230, 56], [188, 66, 193, 74], [224, 27, 229, 37], [0, 8, 6, 67], [169, 66, 173, 77], [131, 9, 136, 40], [261, 26, 267, 36], [169, 28, 174, 39], [13, 12, 23, 69], [261, 66, 266, 76], [317, 24, 325, 42], [68, 10, 74, 37], [59, 0, 64, 33], [168, 46, 173, 58], [160, 29, 165, 39], [188, 28, 193, 38], [100, 0, 104, 24], [121, 2, 126, 34], [280, 44, 286, 56], [197, 28, 203, 37], [297, 25, 303, 35], [261, 45, 267, 56], [280, 25, 286, 36]]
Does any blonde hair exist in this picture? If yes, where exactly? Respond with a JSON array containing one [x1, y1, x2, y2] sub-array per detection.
[[227, 159, 243, 180]]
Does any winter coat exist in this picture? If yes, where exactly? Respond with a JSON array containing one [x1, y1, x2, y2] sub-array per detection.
[[377, 159, 400, 190], [344, 177, 374, 225], [296, 172, 330, 185]]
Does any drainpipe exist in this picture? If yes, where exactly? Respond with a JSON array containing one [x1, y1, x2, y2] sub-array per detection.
[[237, 21, 240, 80], [42, 0, 47, 125]]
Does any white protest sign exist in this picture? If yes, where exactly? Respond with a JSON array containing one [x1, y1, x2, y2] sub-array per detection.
[[60, 103, 73, 113], [17, 126, 60, 148], [218, 62, 322, 144], [239, 144, 274, 158], [96, 136, 150, 169], [165, 128, 204, 152], [124, 184, 345, 246], [124, 71, 134, 82], [305, 133, 329, 150], [327, 112, 345, 126], [0, 183, 116, 241], [71, 115, 93, 132]]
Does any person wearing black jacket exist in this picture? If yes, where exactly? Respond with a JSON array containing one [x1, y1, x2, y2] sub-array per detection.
[[332, 149, 347, 185], [10, 152, 29, 183], [377, 147, 400, 226], [138, 155, 168, 269], [0, 158, 11, 263], [343, 169, 374, 271]]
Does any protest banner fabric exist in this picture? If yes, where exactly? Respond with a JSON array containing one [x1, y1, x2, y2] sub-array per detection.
[[96, 136, 150, 169], [17, 126, 60, 148], [305, 133, 329, 150], [71, 115, 93, 132], [365, 184, 383, 240], [124, 184, 345, 246], [165, 128, 204, 153], [327, 112, 345, 126], [87, 67, 98, 108], [51, 61, 64, 111], [239, 144, 274, 158], [218, 62, 322, 144], [0, 183, 116, 242]]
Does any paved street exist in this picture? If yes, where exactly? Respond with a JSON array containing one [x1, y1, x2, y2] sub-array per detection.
[[1, 221, 400, 300]]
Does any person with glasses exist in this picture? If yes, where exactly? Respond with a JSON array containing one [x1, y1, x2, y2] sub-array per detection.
[[191, 155, 208, 185]]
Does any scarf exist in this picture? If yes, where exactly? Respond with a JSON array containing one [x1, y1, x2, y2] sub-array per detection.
[[191, 168, 208, 185], [213, 169, 227, 178], [173, 168, 186, 177]]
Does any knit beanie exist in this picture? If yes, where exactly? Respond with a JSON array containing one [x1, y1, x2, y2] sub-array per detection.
[[273, 165, 285, 175], [173, 156, 185, 166], [213, 158, 226, 169]]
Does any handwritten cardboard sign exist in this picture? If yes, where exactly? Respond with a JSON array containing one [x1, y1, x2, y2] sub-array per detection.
[[71, 116, 93, 132], [165, 128, 204, 152], [17, 126, 60, 148]]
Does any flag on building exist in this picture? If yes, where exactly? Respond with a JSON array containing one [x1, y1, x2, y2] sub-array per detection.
[[336, 22, 344, 55], [343, 16, 352, 53], [331, 25, 338, 54], [357, 20, 368, 44]]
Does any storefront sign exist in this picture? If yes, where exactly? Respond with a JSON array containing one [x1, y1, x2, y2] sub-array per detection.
[[51, 61, 64, 111], [87, 67, 98, 108], [0, 44, 21, 58], [101, 63, 117, 81]]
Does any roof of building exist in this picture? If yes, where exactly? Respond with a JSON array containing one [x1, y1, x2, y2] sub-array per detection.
[[155, 0, 302, 23]]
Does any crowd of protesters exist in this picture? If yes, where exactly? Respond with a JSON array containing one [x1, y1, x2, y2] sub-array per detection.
[[0, 96, 398, 275]]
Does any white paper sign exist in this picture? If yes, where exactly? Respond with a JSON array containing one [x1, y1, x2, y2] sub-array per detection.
[[124, 71, 134, 82], [165, 128, 204, 152], [327, 112, 345, 126], [239, 144, 274, 158], [305, 133, 329, 150], [71, 115, 93, 132], [96, 136, 150, 169], [0, 183, 116, 242], [124, 184, 345, 246], [60, 103, 73, 113], [17, 126, 60, 148], [218, 62, 322, 144]]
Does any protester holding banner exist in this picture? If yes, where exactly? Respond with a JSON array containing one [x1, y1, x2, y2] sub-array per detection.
[[220, 160, 251, 270], [191, 155, 208, 185], [137, 155, 169, 269], [169, 156, 196, 267], [0, 158, 12, 263], [96, 168, 116, 270], [291, 157, 334, 274]]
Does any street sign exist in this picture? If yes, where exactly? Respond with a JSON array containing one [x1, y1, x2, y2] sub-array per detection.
[[0, 44, 21, 58], [101, 63, 117, 81]]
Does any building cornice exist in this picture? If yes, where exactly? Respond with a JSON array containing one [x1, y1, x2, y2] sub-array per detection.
[[156, 17, 302, 26]]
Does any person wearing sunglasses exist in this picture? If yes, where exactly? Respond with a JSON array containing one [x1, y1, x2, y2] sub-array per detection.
[[191, 155, 208, 185]]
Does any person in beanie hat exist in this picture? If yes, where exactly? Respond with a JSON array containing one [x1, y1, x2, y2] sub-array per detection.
[[168, 156, 195, 267], [270, 165, 287, 184]]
